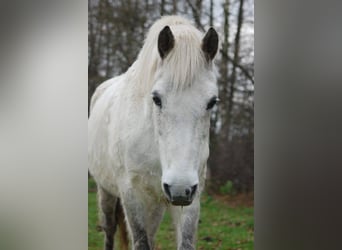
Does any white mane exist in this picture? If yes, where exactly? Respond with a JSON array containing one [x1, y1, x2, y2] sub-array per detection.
[[127, 16, 207, 94]]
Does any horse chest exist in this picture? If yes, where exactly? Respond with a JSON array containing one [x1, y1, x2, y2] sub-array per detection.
[[127, 165, 163, 201]]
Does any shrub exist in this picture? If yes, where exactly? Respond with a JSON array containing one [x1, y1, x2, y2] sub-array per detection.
[[219, 180, 236, 195]]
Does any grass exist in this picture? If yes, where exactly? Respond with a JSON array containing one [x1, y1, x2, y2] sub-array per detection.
[[88, 179, 254, 250]]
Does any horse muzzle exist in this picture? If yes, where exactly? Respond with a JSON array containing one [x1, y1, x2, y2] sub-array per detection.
[[163, 183, 198, 206]]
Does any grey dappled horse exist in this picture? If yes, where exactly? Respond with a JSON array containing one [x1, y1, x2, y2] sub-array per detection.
[[88, 16, 219, 250]]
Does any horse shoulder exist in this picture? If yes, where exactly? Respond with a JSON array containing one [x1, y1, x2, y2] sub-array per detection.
[[88, 75, 127, 191]]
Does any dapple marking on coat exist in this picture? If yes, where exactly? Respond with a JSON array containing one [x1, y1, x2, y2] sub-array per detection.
[[88, 15, 219, 250]]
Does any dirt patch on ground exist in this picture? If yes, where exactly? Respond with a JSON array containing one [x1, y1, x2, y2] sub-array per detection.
[[212, 192, 254, 208]]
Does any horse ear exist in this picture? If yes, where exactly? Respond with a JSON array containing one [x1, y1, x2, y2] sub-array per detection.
[[158, 26, 175, 59], [202, 27, 219, 61]]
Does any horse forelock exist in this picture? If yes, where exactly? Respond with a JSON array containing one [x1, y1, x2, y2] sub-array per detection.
[[163, 25, 207, 91], [128, 16, 208, 94]]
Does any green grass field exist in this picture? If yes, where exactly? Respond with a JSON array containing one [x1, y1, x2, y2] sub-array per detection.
[[88, 181, 253, 250]]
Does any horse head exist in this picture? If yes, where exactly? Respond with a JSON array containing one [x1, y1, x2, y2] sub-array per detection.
[[151, 25, 219, 206]]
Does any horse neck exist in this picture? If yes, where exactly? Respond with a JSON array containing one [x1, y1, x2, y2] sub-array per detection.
[[121, 70, 155, 127]]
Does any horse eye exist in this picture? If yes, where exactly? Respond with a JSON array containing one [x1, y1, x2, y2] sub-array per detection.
[[206, 97, 219, 110], [152, 95, 162, 107]]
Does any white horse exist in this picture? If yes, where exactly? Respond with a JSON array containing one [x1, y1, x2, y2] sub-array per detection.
[[88, 16, 219, 250]]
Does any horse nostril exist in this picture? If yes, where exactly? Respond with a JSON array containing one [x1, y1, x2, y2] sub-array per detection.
[[190, 184, 198, 198], [185, 188, 191, 196], [163, 183, 171, 199]]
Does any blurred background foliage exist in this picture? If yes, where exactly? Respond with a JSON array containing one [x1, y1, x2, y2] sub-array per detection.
[[88, 0, 254, 194]]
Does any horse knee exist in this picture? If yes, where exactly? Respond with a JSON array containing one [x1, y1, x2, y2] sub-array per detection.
[[99, 191, 117, 212]]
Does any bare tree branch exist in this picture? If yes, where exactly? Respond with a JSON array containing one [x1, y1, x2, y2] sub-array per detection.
[[160, 0, 165, 16], [228, 55, 254, 84], [185, 0, 205, 31], [220, 50, 254, 84]]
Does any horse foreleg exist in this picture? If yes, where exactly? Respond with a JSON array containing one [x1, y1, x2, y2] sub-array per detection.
[[146, 204, 166, 249], [98, 187, 118, 250], [170, 197, 200, 250], [121, 190, 151, 250]]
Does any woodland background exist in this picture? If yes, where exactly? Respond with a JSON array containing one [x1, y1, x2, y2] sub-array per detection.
[[88, 0, 254, 193]]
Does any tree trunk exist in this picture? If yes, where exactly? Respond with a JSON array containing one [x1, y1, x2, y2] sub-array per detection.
[[226, 0, 245, 138], [160, 0, 165, 16], [230, 0, 245, 91], [209, 0, 214, 27], [219, 0, 230, 140], [172, 0, 178, 14]]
